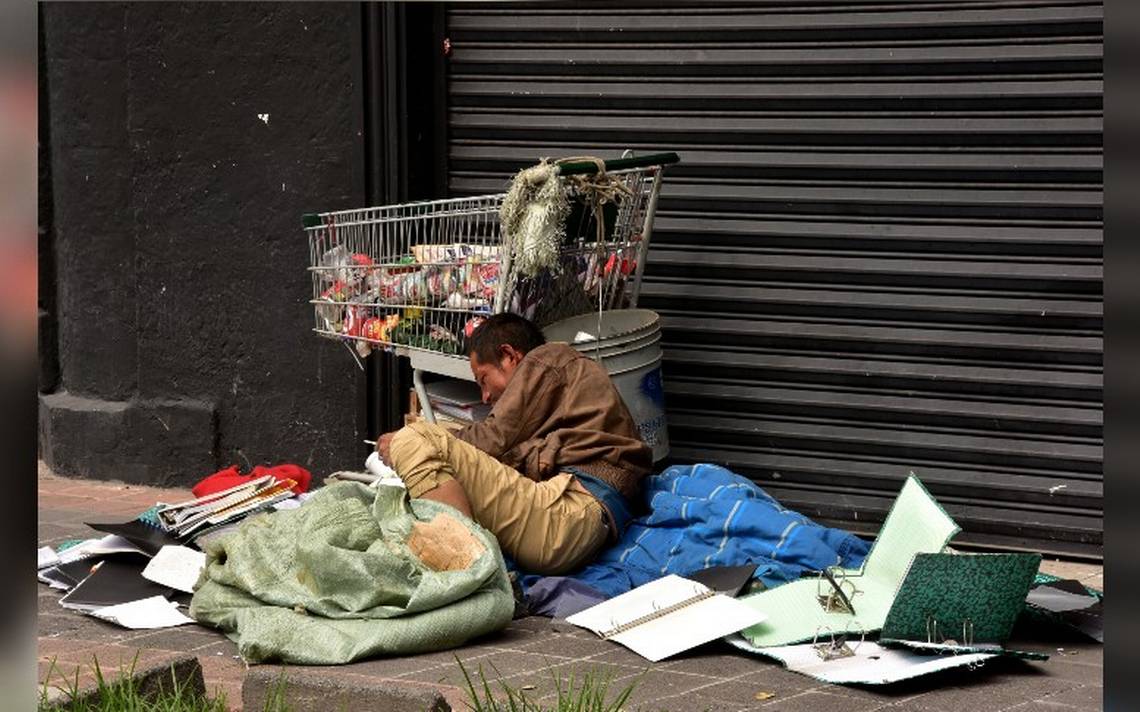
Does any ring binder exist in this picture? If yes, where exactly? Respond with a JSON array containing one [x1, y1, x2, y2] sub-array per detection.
[[599, 586, 714, 639], [565, 574, 768, 662], [878, 552, 1044, 659], [925, 615, 975, 649], [815, 566, 859, 615], [811, 622, 865, 661]]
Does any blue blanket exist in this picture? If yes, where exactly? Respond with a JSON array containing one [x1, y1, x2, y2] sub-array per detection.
[[520, 463, 870, 611]]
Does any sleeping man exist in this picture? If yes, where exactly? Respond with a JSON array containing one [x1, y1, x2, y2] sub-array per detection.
[[376, 312, 651, 575]]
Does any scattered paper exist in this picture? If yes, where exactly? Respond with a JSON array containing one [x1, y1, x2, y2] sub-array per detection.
[[727, 635, 995, 685], [38, 546, 60, 570], [88, 596, 195, 630], [142, 546, 207, 594]]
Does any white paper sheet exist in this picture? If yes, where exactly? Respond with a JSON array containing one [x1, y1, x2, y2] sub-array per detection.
[[726, 635, 995, 684], [88, 596, 195, 630], [566, 574, 768, 662], [141, 546, 207, 594], [38, 546, 60, 570]]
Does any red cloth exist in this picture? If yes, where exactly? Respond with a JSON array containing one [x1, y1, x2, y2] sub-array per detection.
[[191, 463, 312, 498]]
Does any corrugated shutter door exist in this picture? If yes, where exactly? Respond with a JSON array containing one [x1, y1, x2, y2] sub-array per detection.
[[445, 1, 1103, 557]]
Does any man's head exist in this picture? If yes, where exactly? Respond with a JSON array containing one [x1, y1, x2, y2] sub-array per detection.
[[467, 313, 546, 404]]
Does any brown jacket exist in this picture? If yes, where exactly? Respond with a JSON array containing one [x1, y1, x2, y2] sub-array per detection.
[[454, 342, 652, 500]]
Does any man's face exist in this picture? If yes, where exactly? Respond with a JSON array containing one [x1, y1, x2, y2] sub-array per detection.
[[469, 345, 525, 405]]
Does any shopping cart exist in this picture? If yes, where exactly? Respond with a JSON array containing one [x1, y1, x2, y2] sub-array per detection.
[[303, 151, 679, 422]]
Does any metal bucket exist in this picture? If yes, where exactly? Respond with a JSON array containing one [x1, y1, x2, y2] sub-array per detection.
[[542, 309, 669, 461]]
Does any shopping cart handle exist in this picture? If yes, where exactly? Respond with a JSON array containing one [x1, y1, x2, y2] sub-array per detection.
[[556, 152, 680, 177], [300, 152, 681, 227]]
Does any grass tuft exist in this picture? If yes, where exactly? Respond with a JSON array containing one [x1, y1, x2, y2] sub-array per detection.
[[457, 656, 645, 712], [38, 654, 245, 712]]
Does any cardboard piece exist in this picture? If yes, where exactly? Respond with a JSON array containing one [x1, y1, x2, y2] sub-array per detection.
[[737, 476, 960, 648]]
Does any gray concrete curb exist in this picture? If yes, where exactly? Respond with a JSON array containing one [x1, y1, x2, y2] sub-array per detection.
[[41, 654, 205, 707]]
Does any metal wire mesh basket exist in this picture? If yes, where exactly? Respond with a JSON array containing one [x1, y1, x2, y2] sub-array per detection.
[[304, 152, 678, 369]]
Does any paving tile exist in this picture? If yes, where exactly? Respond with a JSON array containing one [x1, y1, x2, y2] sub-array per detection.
[[884, 674, 1079, 712], [657, 648, 777, 679], [646, 691, 750, 712], [120, 626, 230, 653], [586, 643, 662, 671], [325, 653, 451, 679], [473, 620, 555, 649], [611, 667, 729, 709], [688, 671, 825, 706], [187, 639, 242, 659], [1022, 656, 1104, 685], [38, 610, 143, 644], [511, 629, 615, 658], [195, 653, 246, 710], [754, 689, 883, 712], [381, 648, 467, 675], [1038, 684, 1104, 710], [446, 649, 558, 682], [38, 523, 77, 543], [37, 637, 103, 661]]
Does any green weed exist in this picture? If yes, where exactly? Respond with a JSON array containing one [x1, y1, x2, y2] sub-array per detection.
[[457, 656, 643, 712], [38, 654, 245, 712]]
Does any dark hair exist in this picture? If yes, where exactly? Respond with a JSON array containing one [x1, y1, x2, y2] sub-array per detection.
[[467, 313, 546, 364]]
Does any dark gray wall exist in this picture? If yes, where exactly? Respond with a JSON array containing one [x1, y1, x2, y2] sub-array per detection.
[[39, 3, 367, 486]]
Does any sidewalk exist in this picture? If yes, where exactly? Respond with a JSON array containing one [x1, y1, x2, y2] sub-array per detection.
[[37, 463, 1104, 711]]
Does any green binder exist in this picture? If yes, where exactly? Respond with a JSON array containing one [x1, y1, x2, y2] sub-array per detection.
[[879, 552, 1046, 659]]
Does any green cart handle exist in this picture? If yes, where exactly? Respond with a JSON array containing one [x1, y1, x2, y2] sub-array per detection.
[[556, 152, 680, 177], [302, 152, 681, 227]]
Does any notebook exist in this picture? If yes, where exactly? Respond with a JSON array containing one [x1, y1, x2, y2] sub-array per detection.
[[565, 574, 768, 662], [58, 557, 176, 612], [86, 518, 185, 556]]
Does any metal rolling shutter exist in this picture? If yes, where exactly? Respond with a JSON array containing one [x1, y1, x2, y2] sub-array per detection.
[[444, 1, 1103, 557]]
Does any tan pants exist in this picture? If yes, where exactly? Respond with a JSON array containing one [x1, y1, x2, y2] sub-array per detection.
[[388, 422, 609, 575]]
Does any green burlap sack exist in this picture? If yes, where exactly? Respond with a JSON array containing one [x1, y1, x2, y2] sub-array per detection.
[[189, 481, 515, 664]]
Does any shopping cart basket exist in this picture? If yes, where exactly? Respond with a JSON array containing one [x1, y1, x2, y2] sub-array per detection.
[[303, 151, 679, 418]]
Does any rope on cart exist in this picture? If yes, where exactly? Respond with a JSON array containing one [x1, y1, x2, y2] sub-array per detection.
[[557, 156, 633, 361]]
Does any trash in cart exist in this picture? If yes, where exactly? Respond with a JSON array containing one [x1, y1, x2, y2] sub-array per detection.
[[303, 152, 680, 364]]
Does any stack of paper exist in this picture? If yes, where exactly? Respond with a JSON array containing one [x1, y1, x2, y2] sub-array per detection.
[[157, 475, 296, 537], [424, 379, 491, 422]]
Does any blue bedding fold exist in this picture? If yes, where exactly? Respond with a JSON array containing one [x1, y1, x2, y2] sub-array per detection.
[[519, 463, 871, 609]]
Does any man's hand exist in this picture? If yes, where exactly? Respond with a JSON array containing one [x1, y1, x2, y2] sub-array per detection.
[[376, 432, 396, 465]]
